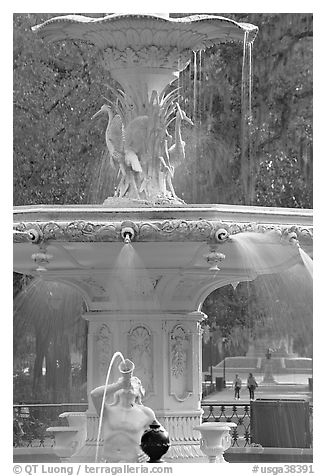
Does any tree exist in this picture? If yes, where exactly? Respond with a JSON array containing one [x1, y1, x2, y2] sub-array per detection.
[[173, 13, 312, 207], [13, 13, 312, 208], [201, 261, 313, 368], [13, 13, 116, 206], [14, 278, 88, 403]]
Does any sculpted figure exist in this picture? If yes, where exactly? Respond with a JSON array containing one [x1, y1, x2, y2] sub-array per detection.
[[92, 105, 144, 199], [92, 95, 192, 202], [90, 359, 157, 462]]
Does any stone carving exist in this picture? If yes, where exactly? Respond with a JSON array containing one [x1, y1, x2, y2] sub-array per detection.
[[32, 14, 256, 204], [90, 359, 159, 463], [13, 219, 313, 244], [96, 324, 112, 377], [157, 414, 203, 459], [128, 326, 153, 396], [170, 325, 189, 377], [169, 325, 192, 401], [92, 83, 192, 202], [102, 47, 190, 71], [32, 14, 258, 48]]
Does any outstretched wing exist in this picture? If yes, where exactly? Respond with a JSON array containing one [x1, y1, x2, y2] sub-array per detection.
[[107, 114, 125, 154], [125, 149, 143, 173], [125, 115, 149, 154]]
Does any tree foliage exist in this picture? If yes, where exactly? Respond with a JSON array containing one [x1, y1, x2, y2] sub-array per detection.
[[13, 13, 312, 207], [14, 278, 88, 403], [175, 13, 312, 206], [13, 13, 116, 205], [201, 262, 313, 368]]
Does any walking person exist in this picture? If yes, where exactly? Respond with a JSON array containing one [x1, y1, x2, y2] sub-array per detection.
[[247, 372, 258, 400], [233, 374, 242, 400]]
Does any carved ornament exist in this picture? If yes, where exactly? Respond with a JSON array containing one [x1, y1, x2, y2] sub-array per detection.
[[96, 324, 112, 377], [13, 220, 313, 244], [102, 47, 191, 71]]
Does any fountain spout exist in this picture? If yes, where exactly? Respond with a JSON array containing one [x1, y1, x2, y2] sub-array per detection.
[[120, 221, 138, 244], [122, 228, 134, 244]]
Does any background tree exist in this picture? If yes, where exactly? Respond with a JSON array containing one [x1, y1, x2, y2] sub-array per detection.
[[14, 13, 312, 208], [201, 262, 313, 370], [14, 279, 88, 403], [174, 13, 312, 207]]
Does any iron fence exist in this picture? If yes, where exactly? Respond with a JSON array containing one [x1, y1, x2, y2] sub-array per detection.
[[13, 401, 313, 449], [13, 403, 88, 448], [202, 403, 251, 447]]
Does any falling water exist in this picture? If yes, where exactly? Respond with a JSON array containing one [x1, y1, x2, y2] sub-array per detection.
[[14, 278, 86, 402], [95, 351, 125, 463], [177, 58, 181, 105], [107, 243, 160, 312], [87, 150, 116, 204], [229, 232, 313, 384], [299, 247, 313, 279], [241, 30, 255, 202], [193, 50, 197, 120], [198, 50, 203, 132], [230, 231, 300, 275]]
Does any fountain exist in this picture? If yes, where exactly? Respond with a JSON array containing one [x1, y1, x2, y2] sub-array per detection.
[[13, 13, 313, 462]]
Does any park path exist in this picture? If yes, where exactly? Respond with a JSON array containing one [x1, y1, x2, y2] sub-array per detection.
[[203, 382, 312, 404]]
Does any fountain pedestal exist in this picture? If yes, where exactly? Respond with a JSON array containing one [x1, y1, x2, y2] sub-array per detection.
[[13, 204, 312, 462], [81, 309, 205, 461], [194, 422, 237, 463]]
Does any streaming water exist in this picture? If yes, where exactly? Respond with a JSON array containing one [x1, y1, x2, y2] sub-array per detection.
[[229, 231, 313, 376], [193, 50, 197, 120], [88, 147, 121, 204], [299, 247, 313, 279], [240, 31, 254, 201], [95, 351, 125, 463], [230, 231, 299, 275], [108, 243, 159, 311], [198, 50, 202, 131], [14, 278, 86, 402]]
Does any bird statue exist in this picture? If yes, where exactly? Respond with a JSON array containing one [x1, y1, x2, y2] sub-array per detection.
[[92, 104, 147, 199], [168, 103, 193, 168], [124, 115, 150, 171], [159, 103, 193, 200], [92, 104, 125, 171]]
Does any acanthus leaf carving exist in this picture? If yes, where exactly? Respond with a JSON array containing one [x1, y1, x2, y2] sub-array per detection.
[[128, 325, 154, 397], [96, 324, 112, 377], [13, 219, 313, 244]]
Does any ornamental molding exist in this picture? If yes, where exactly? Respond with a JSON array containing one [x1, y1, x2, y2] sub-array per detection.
[[156, 414, 202, 444], [169, 324, 193, 402], [96, 323, 112, 377], [127, 324, 154, 398], [102, 46, 191, 71], [13, 219, 313, 244], [32, 14, 258, 48]]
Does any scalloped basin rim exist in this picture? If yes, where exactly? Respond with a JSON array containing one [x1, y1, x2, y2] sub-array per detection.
[[32, 13, 259, 35], [31, 13, 259, 49]]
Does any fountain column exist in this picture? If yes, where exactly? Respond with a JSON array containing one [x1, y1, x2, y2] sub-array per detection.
[[75, 308, 205, 461]]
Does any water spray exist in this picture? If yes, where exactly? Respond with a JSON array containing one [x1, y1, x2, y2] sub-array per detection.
[[95, 352, 135, 463]]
